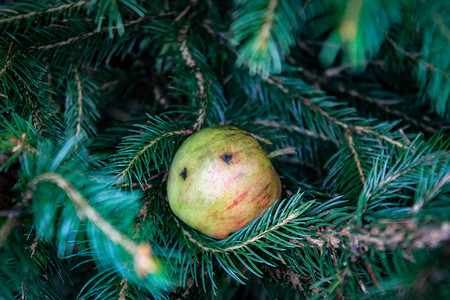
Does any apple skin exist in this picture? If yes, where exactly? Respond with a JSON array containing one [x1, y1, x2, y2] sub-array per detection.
[[167, 126, 281, 239]]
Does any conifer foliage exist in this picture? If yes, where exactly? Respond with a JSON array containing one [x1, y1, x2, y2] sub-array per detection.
[[0, 0, 449, 299]]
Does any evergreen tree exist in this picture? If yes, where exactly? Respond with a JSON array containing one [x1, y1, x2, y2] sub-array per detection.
[[0, 0, 449, 299]]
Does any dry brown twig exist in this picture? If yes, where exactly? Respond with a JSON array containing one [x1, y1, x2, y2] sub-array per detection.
[[176, 0, 207, 132]]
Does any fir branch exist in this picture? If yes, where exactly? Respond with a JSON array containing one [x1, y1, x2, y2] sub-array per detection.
[[256, 0, 279, 53], [358, 127, 408, 150], [172, 216, 220, 253], [116, 129, 192, 185], [0, 1, 89, 25], [31, 172, 161, 276], [31, 172, 117, 242], [412, 172, 450, 212], [386, 35, 448, 80], [224, 212, 299, 252], [286, 56, 438, 134], [30, 12, 174, 52], [265, 75, 409, 150], [314, 220, 450, 253], [231, 0, 301, 76], [345, 129, 365, 186], [174, 208, 302, 253], [254, 120, 334, 142], [367, 152, 447, 202], [335, 82, 438, 134]]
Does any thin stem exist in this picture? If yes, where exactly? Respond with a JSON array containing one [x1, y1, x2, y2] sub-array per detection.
[[255, 0, 279, 52], [118, 278, 128, 300], [345, 129, 365, 186], [74, 69, 83, 138], [268, 146, 297, 159]]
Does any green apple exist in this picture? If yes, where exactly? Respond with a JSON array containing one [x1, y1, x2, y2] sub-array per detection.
[[167, 126, 281, 239]]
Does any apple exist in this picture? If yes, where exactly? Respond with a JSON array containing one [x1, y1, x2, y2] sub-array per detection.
[[167, 126, 281, 239]]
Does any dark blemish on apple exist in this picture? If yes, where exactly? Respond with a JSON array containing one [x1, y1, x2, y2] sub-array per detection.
[[221, 154, 233, 164], [180, 167, 187, 180]]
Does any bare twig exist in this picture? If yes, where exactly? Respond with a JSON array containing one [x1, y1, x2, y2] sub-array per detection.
[[118, 278, 128, 300], [29, 237, 38, 258], [10, 133, 37, 153], [365, 261, 381, 288], [309, 220, 450, 253]]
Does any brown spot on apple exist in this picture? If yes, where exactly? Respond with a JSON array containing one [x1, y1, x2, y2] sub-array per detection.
[[221, 153, 233, 164], [180, 167, 187, 180]]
